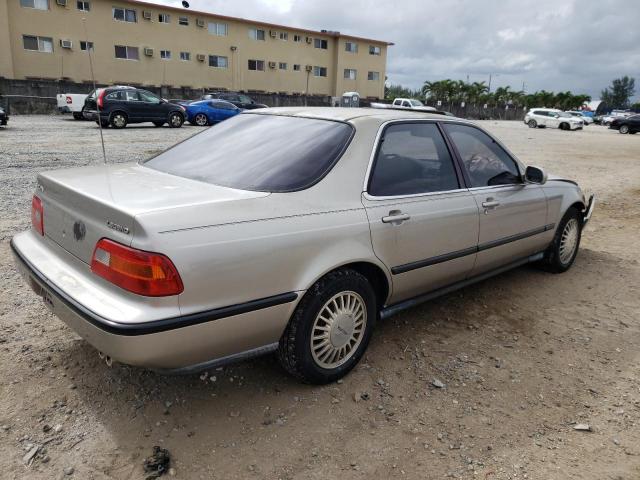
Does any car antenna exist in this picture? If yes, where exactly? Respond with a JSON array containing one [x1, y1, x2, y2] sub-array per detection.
[[82, 17, 107, 164]]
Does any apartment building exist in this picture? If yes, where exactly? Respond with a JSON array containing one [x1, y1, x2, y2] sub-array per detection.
[[0, 0, 392, 98]]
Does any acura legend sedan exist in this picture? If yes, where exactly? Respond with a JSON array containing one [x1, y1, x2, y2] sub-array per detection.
[[12, 108, 594, 384]]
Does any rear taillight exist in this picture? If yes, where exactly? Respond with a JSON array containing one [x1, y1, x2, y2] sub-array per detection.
[[91, 238, 184, 297], [97, 89, 106, 109], [31, 195, 44, 236]]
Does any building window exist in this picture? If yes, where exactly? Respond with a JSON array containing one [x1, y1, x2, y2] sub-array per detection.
[[344, 68, 357, 80], [178, 16, 188, 25], [80, 41, 94, 51], [160, 49, 171, 59], [113, 7, 137, 22], [76, 0, 90, 11], [208, 22, 227, 36], [279, 32, 288, 41], [114, 45, 139, 60], [158, 13, 170, 23], [209, 55, 228, 68], [345, 42, 358, 53], [248, 59, 265, 71], [369, 45, 381, 55], [249, 28, 265, 41], [279, 62, 287, 70], [314, 38, 328, 49], [293, 64, 301, 71], [368, 71, 380, 81], [23, 35, 53, 52], [20, 0, 48, 10], [293, 34, 302, 42], [313, 66, 327, 77], [180, 51, 190, 61]]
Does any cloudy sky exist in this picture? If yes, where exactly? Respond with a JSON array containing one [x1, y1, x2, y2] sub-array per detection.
[[162, 0, 639, 100]]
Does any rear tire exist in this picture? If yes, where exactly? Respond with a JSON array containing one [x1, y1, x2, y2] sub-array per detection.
[[110, 112, 128, 129], [541, 207, 582, 273], [277, 269, 376, 384], [527, 119, 537, 128], [168, 112, 184, 128]]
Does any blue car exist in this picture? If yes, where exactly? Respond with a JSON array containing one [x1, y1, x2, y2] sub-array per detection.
[[185, 100, 241, 126]]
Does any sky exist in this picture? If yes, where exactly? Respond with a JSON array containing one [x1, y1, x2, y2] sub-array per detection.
[[161, 0, 640, 100]]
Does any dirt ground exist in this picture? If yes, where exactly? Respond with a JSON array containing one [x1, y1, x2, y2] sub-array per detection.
[[0, 116, 639, 480]]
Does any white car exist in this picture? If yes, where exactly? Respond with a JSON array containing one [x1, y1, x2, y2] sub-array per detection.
[[524, 108, 584, 130], [391, 98, 437, 112], [56, 93, 88, 120], [565, 111, 594, 124]]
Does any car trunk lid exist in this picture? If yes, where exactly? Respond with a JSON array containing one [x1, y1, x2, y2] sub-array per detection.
[[37, 163, 268, 264]]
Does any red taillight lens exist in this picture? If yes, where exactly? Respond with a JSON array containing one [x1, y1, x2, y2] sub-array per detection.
[[31, 195, 44, 236], [97, 89, 105, 109], [91, 239, 184, 297]]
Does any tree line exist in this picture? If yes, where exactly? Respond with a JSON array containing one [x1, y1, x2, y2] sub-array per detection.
[[384, 76, 638, 110]]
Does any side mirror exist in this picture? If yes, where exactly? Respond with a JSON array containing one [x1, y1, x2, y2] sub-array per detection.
[[525, 166, 547, 184]]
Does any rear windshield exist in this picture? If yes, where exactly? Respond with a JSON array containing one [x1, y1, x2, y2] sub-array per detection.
[[144, 113, 354, 192]]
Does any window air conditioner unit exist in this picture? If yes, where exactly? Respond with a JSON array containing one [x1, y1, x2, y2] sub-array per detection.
[[56, 0, 67, 6], [268, 61, 276, 69], [305, 65, 313, 72], [142, 10, 152, 20], [305, 36, 312, 44], [196, 18, 205, 27], [59, 39, 72, 49], [144, 47, 154, 56], [196, 53, 205, 61], [269, 30, 277, 38]]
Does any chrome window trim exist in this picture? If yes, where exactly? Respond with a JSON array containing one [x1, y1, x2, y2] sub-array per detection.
[[362, 118, 473, 201]]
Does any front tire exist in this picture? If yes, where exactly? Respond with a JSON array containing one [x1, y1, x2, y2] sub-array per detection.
[[168, 112, 184, 128], [277, 269, 376, 384], [542, 207, 582, 273], [194, 113, 209, 126], [527, 119, 537, 128], [619, 125, 629, 134]]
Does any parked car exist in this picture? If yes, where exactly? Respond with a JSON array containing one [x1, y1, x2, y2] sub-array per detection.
[[201, 92, 268, 109], [524, 108, 584, 130], [56, 93, 88, 120], [84, 86, 186, 128], [0, 106, 8, 126], [11, 108, 594, 384], [185, 100, 241, 126], [565, 111, 593, 125], [391, 98, 437, 111], [600, 110, 633, 126], [609, 114, 640, 134]]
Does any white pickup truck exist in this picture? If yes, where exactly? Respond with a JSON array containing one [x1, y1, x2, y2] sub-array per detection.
[[370, 98, 437, 112], [56, 93, 88, 120]]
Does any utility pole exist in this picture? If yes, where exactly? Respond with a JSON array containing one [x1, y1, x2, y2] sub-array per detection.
[[488, 74, 492, 93]]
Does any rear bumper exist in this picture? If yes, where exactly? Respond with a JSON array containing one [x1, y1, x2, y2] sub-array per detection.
[[11, 232, 298, 370]]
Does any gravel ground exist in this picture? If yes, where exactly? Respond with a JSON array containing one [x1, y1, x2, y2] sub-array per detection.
[[1, 115, 639, 480]]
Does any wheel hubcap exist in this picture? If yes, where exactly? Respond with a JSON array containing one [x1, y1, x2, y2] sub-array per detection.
[[114, 115, 125, 127], [196, 114, 206, 125], [310, 291, 366, 369], [171, 115, 181, 126], [559, 218, 579, 265], [621, 126, 628, 134]]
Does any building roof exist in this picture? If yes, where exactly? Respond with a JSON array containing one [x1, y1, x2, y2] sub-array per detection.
[[246, 107, 462, 122], [125, 0, 394, 46]]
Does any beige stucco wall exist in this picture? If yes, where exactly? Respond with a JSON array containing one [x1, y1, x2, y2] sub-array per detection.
[[2, 0, 389, 97], [0, 0, 16, 78]]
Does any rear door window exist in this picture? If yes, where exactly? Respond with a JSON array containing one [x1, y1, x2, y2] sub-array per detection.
[[144, 114, 353, 192], [368, 123, 459, 197], [125, 91, 140, 102], [443, 123, 521, 187]]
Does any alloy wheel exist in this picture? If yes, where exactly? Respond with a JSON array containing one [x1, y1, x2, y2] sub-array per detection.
[[310, 291, 367, 369], [559, 218, 579, 265], [195, 113, 208, 126]]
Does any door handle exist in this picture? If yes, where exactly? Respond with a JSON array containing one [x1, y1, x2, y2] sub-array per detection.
[[382, 210, 411, 224], [482, 199, 500, 209]]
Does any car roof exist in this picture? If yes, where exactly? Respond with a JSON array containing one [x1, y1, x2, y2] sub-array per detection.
[[245, 107, 463, 123]]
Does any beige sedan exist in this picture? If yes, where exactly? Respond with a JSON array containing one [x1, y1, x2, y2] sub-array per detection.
[[12, 108, 594, 383]]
